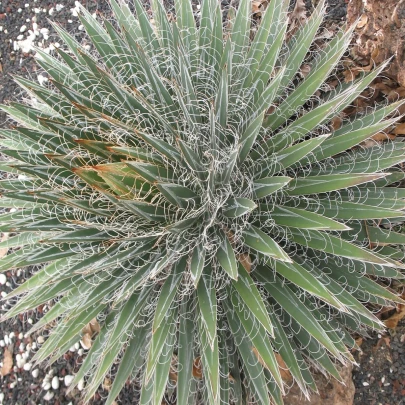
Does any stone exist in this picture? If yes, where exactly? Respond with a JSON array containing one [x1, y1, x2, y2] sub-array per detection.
[[283, 363, 355, 405]]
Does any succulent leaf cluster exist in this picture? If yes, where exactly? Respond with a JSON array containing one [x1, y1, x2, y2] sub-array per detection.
[[1, 0, 405, 404]]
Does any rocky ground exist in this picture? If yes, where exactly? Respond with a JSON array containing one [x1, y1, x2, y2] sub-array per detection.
[[0, 0, 404, 404]]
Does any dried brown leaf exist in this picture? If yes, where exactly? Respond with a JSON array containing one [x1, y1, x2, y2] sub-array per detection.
[[252, 1, 262, 14], [238, 253, 252, 273], [330, 116, 343, 131], [370, 132, 397, 142], [103, 377, 112, 392], [288, 0, 307, 38], [0, 347, 13, 377], [393, 123, 405, 135], [0, 233, 9, 259], [356, 14, 368, 29], [80, 333, 92, 350], [384, 304, 405, 329], [275, 353, 292, 382], [89, 318, 100, 334], [192, 357, 203, 379]]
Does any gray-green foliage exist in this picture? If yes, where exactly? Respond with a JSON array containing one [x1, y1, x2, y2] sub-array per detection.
[[1, 0, 405, 404]]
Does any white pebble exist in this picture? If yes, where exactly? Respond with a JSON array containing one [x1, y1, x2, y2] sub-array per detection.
[[49, 7, 55, 16], [362, 382, 369, 386], [37, 336, 44, 344], [20, 25, 27, 33], [1, 292, 7, 298], [77, 378, 85, 391], [9, 332, 14, 340], [23, 362, 32, 371], [64, 375, 74, 387], [0, 393, 4, 403], [74, 342, 80, 350], [32, 369, 39, 378], [0, 274, 7, 285], [9, 382, 16, 389], [27, 318, 33, 324], [42, 382, 51, 391], [0, 340, 4, 347], [18, 8, 22, 13], [77, 348, 84, 356], [5, 282, 10, 288], [4, 335, 9, 345], [56, 4, 64, 12], [51, 376, 59, 389], [37, 74, 48, 85], [43, 391, 54, 401], [18, 333, 23, 340], [25, 3, 30, 7]]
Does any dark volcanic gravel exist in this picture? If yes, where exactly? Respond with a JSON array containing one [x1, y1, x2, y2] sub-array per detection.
[[2, 1, 404, 405], [353, 320, 405, 405]]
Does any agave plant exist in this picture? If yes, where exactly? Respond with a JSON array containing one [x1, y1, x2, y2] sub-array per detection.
[[1, 0, 405, 403]]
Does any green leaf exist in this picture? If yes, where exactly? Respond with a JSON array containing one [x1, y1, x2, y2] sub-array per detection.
[[152, 258, 185, 332], [190, 242, 206, 287], [289, 228, 397, 267], [177, 295, 196, 405], [287, 173, 387, 195], [302, 118, 400, 166], [105, 324, 149, 405], [272, 260, 346, 310], [242, 225, 292, 262], [125, 162, 175, 183], [267, 205, 350, 230], [197, 267, 217, 348], [156, 183, 199, 208], [215, 67, 228, 132], [216, 230, 238, 280], [253, 176, 292, 198], [119, 200, 168, 222], [268, 310, 313, 395], [288, 198, 405, 220], [257, 135, 329, 178], [198, 316, 220, 405], [231, 263, 274, 336], [238, 111, 265, 164], [145, 304, 178, 382], [224, 301, 271, 405], [223, 197, 257, 218], [227, 286, 283, 389], [255, 271, 344, 361]]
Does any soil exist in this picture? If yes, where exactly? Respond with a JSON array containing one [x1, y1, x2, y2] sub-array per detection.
[[0, 1, 404, 405]]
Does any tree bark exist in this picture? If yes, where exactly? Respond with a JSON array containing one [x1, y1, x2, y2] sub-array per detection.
[[347, 0, 405, 86]]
